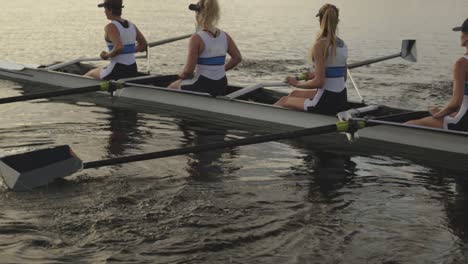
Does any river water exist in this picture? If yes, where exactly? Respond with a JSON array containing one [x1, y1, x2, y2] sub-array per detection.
[[0, 0, 467, 263]]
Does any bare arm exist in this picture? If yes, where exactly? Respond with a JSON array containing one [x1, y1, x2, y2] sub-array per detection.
[[286, 41, 326, 89], [344, 64, 348, 82], [224, 33, 242, 72], [179, 35, 203, 79], [101, 24, 123, 60], [134, 25, 148, 53], [432, 58, 466, 119]]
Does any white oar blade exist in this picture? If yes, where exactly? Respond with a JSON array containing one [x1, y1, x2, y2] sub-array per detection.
[[0, 145, 83, 191], [0, 61, 40, 71], [0, 61, 26, 71], [401, 40, 417, 62]]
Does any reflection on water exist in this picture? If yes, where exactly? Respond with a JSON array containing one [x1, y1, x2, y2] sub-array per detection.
[[179, 120, 235, 182], [106, 108, 144, 157], [445, 172, 468, 242], [0, 98, 467, 262]]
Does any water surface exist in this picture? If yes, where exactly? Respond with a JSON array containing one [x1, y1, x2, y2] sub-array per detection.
[[0, 0, 468, 263]]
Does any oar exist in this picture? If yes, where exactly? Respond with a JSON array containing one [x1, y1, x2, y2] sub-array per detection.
[[0, 81, 125, 105], [147, 33, 192, 48], [226, 39, 417, 100], [348, 39, 417, 69], [45, 55, 147, 71], [46, 34, 193, 71], [0, 120, 369, 191], [224, 82, 289, 100]]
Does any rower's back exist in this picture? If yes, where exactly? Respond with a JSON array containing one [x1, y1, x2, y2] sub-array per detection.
[[446, 55, 468, 131], [196, 30, 228, 81], [305, 38, 348, 115]]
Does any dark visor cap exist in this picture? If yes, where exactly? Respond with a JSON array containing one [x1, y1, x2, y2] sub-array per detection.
[[189, 4, 201, 12], [453, 18, 468, 33], [98, 2, 124, 8]]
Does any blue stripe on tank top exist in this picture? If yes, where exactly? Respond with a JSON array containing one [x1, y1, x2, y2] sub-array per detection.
[[465, 82, 468, 95], [197, 56, 226, 66], [107, 44, 136, 54], [325, 66, 346, 78]]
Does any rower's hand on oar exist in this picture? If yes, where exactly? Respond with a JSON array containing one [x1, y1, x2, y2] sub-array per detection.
[[100, 51, 110, 60], [429, 107, 442, 119], [285, 76, 299, 87]]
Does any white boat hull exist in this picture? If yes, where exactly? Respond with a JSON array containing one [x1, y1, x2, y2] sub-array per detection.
[[0, 64, 467, 164]]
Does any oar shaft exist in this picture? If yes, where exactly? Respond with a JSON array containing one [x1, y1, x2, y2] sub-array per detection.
[[83, 124, 339, 169], [148, 34, 192, 48], [348, 53, 400, 69], [0, 85, 102, 104]]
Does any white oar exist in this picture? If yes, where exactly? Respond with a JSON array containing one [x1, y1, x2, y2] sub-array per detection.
[[347, 69, 364, 103], [226, 39, 417, 100], [46, 55, 147, 71], [46, 33, 193, 71], [224, 82, 289, 100], [0, 61, 41, 71]]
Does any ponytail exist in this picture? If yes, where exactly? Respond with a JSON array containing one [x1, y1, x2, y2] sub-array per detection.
[[196, 0, 221, 29], [310, 4, 339, 62]]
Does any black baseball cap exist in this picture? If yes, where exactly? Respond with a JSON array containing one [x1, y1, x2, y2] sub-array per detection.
[[98, 0, 124, 9], [453, 18, 468, 33]]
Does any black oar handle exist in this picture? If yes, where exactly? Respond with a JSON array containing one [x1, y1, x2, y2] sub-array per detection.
[[83, 124, 340, 169]]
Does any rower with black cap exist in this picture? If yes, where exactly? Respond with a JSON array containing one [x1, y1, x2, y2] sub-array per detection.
[[407, 18, 468, 131], [85, 0, 147, 80], [168, 0, 242, 97]]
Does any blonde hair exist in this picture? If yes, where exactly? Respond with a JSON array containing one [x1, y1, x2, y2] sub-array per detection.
[[310, 4, 340, 61], [196, 0, 221, 29]]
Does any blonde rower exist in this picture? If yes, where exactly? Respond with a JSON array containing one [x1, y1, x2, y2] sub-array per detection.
[[168, 0, 242, 97], [275, 4, 348, 115]]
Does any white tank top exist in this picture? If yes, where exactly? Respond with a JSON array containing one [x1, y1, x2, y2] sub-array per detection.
[[445, 55, 468, 129], [106, 20, 137, 65], [314, 38, 348, 93], [196, 30, 228, 80], [460, 55, 468, 113]]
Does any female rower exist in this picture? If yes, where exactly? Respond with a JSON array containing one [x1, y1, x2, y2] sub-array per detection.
[[168, 0, 242, 97], [85, 0, 147, 80], [406, 18, 468, 131], [275, 4, 348, 115]]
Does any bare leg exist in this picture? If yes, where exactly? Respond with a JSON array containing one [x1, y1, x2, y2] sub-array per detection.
[[168, 79, 182, 89], [274, 96, 287, 106], [274, 96, 307, 111], [405, 116, 444, 129], [85, 68, 102, 80], [289, 89, 317, 99]]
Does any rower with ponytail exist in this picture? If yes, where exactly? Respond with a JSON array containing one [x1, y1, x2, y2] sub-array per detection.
[[275, 4, 348, 115], [169, 0, 242, 97]]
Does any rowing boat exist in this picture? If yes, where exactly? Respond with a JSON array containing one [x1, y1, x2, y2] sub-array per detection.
[[0, 59, 467, 162]]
